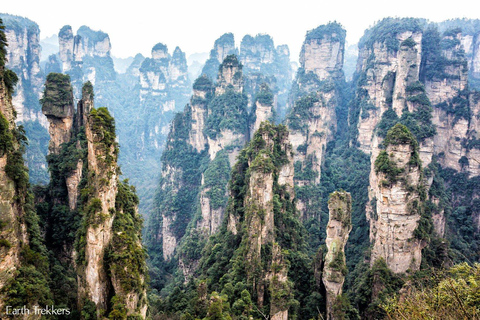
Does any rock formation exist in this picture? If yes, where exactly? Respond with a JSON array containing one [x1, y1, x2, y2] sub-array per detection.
[[351, 19, 436, 271], [300, 24, 345, 81], [41, 73, 75, 154], [322, 191, 352, 320], [369, 124, 426, 273], [139, 43, 189, 102], [240, 34, 275, 71], [38, 71, 148, 317], [0, 14, 44, 125], [240, 34, 293, 121], [201, 33, 236, 80], [287, 22, 345, 219], [75, 104, 147, 318], [0, 51, 26, 312], [1, 14, 50, 184], [0, 18, 51, 315], [58, 25, 115, 88], [250, 83, 274, 138], [222, 122, 297, 318], [147, 54, 249, 267]]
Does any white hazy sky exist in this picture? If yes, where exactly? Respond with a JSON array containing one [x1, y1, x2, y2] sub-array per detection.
[[2, 0, 480, 60]]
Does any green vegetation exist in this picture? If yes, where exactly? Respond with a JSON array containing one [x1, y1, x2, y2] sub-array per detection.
[[152, 42, 168, 53], [305, 22, 346, 43], [350, 259, 405, 318], [375, 81, 436, 143], [359, 18, 425, 52], [287, 94, 319, 131], [40, 73, 74, 117], [201, 33, 236, 80], [400, 37, 417, 48], [0, 112, 13, 155], [382, 263, 480, 319], [420, 26, 468, 83], [0, 54, 53, 313], [89, 107, 118, 168], [204, 88, 248, 139], [58, 25, 72, 38], [77, 25, 109, 45], [106, 180, 148, 318], [0, 18, 8, 67], [383, 123, 418, 147], [328, 190, 352, 228], [374, 124, 421, 186], [203, 151, 230, 210], [193, 75, 214, 92]]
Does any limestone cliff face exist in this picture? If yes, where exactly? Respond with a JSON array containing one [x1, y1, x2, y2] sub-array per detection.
[[240, 34, 275, 71], [250, 84, 274, 138], [77, 107, 119, 313], [188, 75, 213, 153], [0, 67, 27, 309], [214, 54, 243, 95], [74, 26, 111, 60], [0, 39, 50, 316], [75, 104, 147, 318], [58, 25, 115, 86], [201, 33, 236, 80], [356, 24, 424, 155], [64, 83, 93, 211], [134, 43, 190, 157], [58, 25, 74, 73], [369, 124, 425, 273], [240, 34, 293, 121], [287, 23, 345, 219], [139, 43, 189, 101], [352, 20, 439, 273], [228, 123, 295, 317], [467, 93, 480, 176], [0, 14, 45, 126], [323, 191, 352, 320], [41, 73, 75, 155], [300, 24, 345, 81], [425, 28, 469, 172]]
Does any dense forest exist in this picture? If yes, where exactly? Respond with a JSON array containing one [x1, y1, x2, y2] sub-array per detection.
[[1, 13, 480, 320]]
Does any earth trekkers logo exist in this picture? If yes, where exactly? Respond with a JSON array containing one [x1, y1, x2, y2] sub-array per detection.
[[4, 305, 71, 316]]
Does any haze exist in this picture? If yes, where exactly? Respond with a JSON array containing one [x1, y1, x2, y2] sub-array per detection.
[[2, 0, 479, 61]]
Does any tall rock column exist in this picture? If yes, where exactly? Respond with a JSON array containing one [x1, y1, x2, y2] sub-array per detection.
[[41, 73, 75, 155], [58, 25, 74, 73], [287, 22, 345, 220], [75, 104, 148, 318], [370, 124, 426, 273], [322, 191, 352, 320], [229, 122, 295, 318], [77, 106, 119, 313], [65, 82, 93, 210]]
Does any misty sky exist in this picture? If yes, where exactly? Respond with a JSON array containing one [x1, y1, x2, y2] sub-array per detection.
[[2, 0, 480, 61]]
